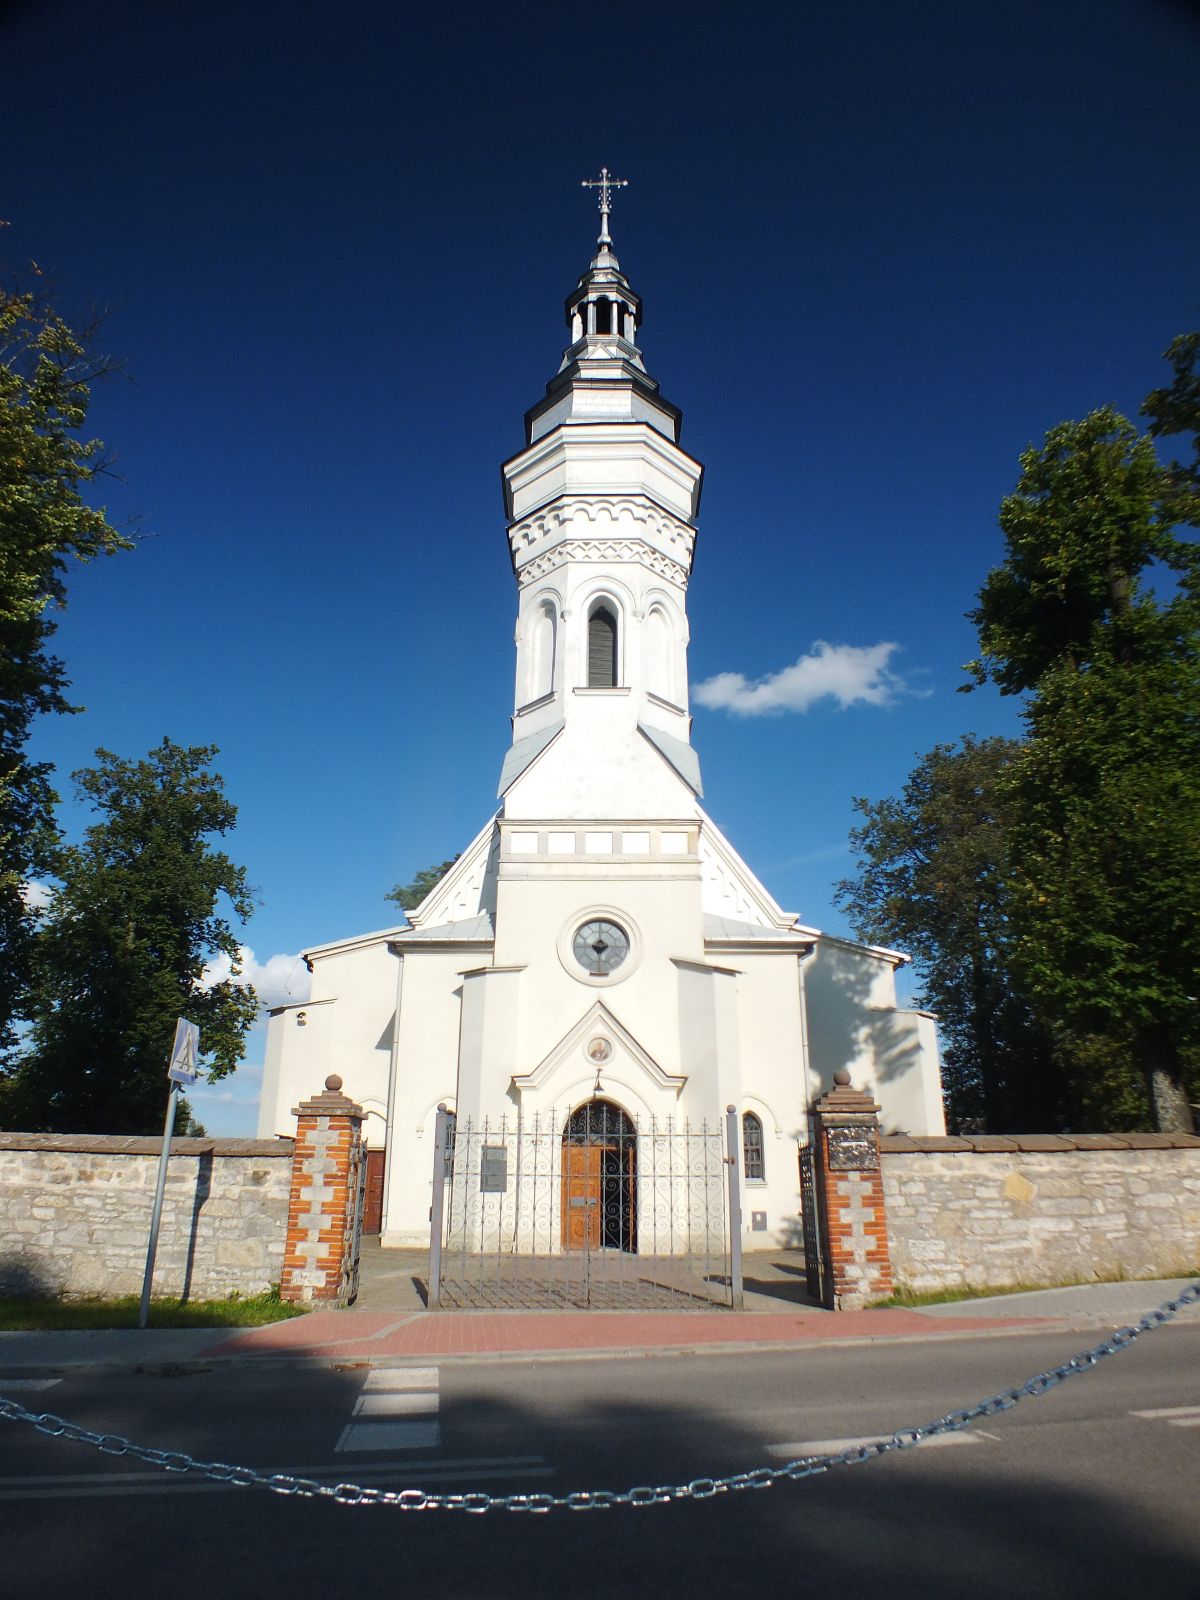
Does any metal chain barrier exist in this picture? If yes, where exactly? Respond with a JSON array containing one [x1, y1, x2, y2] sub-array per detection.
[[1, 1282, 1196, 1513]]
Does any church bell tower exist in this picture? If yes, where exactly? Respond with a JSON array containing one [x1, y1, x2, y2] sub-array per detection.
[[499, 169, 705, 814]]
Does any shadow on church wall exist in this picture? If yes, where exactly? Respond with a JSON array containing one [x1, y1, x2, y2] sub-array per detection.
[[804, 944, 927, 1127]]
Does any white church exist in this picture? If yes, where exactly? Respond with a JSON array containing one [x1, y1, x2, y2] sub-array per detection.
[[258, 174, 945, 1255]]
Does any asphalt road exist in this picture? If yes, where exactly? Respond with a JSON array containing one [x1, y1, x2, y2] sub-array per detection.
[[0, 1325, 1197, 1600]]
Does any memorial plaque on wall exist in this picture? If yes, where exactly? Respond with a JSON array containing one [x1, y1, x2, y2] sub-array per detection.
[[479, 1145, 509, 1193], [826, 1125, 878, 1171]]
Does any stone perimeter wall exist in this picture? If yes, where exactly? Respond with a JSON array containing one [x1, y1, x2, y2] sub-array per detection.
[[0, 1134, 294, 1300], [881, 1134, 1200, 1293]]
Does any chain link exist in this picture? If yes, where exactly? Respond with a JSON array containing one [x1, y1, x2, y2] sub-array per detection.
[[1, 1282, 1196, 1514]]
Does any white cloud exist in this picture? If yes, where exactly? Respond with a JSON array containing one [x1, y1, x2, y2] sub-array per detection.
[[20, 880, 53, 913], [200, 946, 311, 1011], [693, 640, 912, 716]]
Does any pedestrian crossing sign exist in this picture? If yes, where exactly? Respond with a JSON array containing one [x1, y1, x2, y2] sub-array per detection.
[[167, 1018, 200, 1086]]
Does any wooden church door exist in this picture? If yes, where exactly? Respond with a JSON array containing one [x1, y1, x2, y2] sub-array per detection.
[[562, 1143, 603, 1250]]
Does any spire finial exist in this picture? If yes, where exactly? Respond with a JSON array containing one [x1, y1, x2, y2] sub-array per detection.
[[580, 166, 628, 248]]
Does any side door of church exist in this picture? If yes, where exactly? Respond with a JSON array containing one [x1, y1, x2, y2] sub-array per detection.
[[561, 1144, 602, 1250], [362, 1149, 386, 1235]]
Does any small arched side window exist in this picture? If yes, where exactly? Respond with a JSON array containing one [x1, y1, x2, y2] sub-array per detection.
[[742, 1112, 765, 1181], [587, 604, 619, 688], [528, 598, 556, 700], [645, 605, 672, 701]]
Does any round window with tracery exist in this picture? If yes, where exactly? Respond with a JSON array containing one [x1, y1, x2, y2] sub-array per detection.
[[572, 919, 629, 976]]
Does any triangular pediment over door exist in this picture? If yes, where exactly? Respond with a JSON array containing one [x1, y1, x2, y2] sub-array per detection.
[[510, 1001, 687, 1100]]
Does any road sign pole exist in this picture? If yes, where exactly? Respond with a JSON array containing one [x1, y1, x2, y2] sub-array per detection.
[[139, 1081, 181, 1330]]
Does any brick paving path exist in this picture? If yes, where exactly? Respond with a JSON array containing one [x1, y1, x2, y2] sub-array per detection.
[[203, 1305, 1057, 1362]]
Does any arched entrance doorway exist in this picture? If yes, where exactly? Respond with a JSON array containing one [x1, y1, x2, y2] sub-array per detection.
[[561, 1099, 636, 1253]]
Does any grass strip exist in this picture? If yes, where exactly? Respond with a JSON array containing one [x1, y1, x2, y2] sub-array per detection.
[[0, 1288, 309, 1330]]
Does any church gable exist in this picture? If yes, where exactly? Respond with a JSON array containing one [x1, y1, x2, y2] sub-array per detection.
[[406, 815, 501, 928], [698, 811, 799, 930]]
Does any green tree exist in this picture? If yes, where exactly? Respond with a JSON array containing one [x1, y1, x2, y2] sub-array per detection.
[[0, 282, 132, 1055], [969, 407, 1199, 1132], [385, 857, 459, 912], [965, 408, 1198, 694], [0, 740, 258, 1134], [835, 737, 1064, 1131], [1001, 635, 1199, 1132], [1142, 331, 1200, 524]]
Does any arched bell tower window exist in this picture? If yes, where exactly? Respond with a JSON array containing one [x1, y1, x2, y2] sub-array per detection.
[[593, 299, 613, 335], [587, 604, 618, 688]]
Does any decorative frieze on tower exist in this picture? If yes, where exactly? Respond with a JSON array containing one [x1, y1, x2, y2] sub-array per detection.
[[499, 170, 705, 808]]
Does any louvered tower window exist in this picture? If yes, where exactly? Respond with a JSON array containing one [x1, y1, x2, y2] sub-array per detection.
[[587, 605, 618, 687]]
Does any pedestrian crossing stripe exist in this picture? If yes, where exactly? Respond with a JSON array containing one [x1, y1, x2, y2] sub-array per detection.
[[362, 1367, 438, 1391], [1131, 1404, 1200, 1426], [767, 1431, 994, 1457], [336, 1366, 442, 1453]]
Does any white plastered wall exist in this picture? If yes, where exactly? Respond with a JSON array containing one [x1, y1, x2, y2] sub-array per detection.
[[505, 700, 696, 821], [381, 947, 475, 1247], [718, 949, 810, 1250], [477, 866, 707, 1116], [258, 939, 397, 1146]]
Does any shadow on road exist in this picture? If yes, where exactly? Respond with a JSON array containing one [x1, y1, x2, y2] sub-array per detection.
[[0, 1347, 1195, 1599]]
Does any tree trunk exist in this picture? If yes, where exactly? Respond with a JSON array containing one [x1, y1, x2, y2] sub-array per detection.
[[1134, 1026, 1196, 1134], [969, 955, 1005, 1132]]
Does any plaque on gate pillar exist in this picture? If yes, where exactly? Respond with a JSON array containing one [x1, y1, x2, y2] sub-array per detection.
[[827, 1125, 879, 1171]]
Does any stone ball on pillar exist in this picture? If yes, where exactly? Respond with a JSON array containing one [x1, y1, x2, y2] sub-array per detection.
[[325, 1074, 343, 1092], [833, 1069, 852, 1087]]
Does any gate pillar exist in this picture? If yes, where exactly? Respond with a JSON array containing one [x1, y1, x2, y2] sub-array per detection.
[[810, 1071, 893, 1310], [281, 1074, 366, 1305]]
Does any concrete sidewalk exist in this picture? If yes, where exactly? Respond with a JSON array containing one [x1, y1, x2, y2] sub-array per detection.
[[0, 1278, 1193, 1376]]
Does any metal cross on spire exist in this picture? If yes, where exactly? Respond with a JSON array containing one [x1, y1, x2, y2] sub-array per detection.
[[580, 167, 628, 248]]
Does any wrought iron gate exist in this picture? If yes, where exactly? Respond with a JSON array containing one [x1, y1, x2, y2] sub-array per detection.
[[429, 1101, 740, 1310], [343, 1132, 368, 1305], [797, 1142, 828, 1306]]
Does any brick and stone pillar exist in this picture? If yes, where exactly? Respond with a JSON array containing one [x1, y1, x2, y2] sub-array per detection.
[[280, 1075, 365, 1306], [811, 1070, 893, 1310]]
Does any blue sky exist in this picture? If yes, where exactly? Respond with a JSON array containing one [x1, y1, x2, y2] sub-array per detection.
[[4, 0, 1198, 1133]]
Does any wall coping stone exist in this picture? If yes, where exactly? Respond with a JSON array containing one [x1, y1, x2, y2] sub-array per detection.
[[812, 1080, 880, 1119], [0, 1133, 294, 1158], [292, 1075, 364, 1122], [880, 1133, 1200, 1154]]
